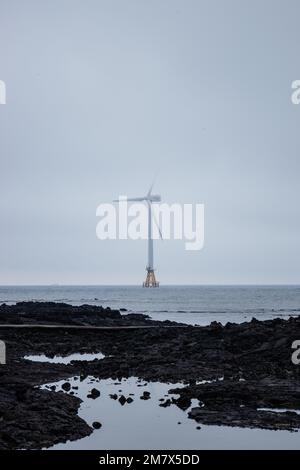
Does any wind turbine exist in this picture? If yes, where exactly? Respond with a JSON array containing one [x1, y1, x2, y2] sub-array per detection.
[[114, 183, 162, 287]]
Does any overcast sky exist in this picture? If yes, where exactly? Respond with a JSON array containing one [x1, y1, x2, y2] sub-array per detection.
[[0, 0, 300, 285]]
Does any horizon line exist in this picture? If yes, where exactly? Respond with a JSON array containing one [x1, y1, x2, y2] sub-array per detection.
[[0, 283, 300, 287]]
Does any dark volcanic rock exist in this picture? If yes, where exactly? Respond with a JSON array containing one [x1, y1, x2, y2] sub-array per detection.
[[140, 391, 151, 400], [159, 399, 172, 408], [92, 421, 102, 429], [118, 395, 127, 406], [0, 301, 300, 448], [87, 388, 100, 399], [0, 301, 184, 327], [0, 385, 92, 449], [188, 406, 300, 431], [170, 379, 300, 431], [61, 382, 71, 392]]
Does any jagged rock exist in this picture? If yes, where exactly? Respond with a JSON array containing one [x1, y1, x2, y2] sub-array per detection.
[[1, 301, 300, 449], [159, 399, 172, 408], [118, 395, 127, 406], [61, 382, 71, 392], [92, 421, 102, 429], [87, 388, 100, 399]]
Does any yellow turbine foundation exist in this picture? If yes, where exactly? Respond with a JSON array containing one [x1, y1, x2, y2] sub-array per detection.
[[143, 269, 159, 288]]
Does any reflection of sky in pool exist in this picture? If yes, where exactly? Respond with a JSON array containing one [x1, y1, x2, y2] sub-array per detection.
[[24, 352, 105, 364], [40, 376, 300, 450]]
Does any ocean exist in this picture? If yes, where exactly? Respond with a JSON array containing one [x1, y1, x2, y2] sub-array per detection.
[[0, 285, 300, 325]]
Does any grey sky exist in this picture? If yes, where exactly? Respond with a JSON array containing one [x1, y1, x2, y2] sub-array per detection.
[[0, 0, 300, 285]]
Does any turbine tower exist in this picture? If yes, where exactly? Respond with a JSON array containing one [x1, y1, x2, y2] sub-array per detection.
[[115, 184, 162, 287]]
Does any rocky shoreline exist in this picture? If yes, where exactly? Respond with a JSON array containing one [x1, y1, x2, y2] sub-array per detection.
[[0, 301, 300, 449]]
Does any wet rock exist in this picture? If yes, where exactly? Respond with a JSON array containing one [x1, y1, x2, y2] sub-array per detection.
[[1, 301, 300, 449], [172, 395, 191, 411], [15, 384, 30, 402], [188, 405, 300, 431], [92, 421, 102, 429], [61, 382, 71, 392], [159, 399, 172, 408], [140, 391, 151, 400], [87, 388, 100, 399], [0, 386, 92, 450], [118, 395, 127, 406]]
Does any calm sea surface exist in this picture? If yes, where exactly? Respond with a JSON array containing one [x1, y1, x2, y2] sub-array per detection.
[[1, 285, 300, 325]]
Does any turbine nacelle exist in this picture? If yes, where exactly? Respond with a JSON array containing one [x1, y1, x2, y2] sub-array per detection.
[[147, 194, 161, 203]]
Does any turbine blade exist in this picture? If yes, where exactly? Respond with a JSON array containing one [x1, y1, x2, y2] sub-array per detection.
[[147, 183, 154, 197], [147, 170, 160, 197], [126, 197, 146, 202], [113, 197, 145, 202], [155, 217, 163, 240], [147, 174, 158, 197]]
